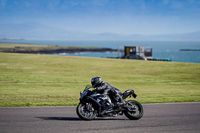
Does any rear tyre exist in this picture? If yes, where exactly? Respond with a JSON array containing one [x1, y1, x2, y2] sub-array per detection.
[[76, 103, 97, 120], [124, 100, 143, 120]]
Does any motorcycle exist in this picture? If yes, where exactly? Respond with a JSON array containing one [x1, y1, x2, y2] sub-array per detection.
[[76, 85, 143, 120]]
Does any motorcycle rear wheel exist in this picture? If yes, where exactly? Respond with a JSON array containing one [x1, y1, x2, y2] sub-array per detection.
[[76, 103, 97, 120], [124, 100, 143, 120]]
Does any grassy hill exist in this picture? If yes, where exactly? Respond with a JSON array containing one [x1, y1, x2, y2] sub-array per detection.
[[0, 52, 200, 107], [0, 42, 116, 54]]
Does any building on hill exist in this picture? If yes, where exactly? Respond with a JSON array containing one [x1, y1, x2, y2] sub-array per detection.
[[124, 46, 153, 60]]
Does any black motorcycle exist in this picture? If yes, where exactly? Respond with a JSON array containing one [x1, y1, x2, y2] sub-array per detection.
[[76, 85, 143, 120]]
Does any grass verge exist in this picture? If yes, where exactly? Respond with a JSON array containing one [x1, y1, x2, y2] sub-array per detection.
[[0, 52, 200, 107]]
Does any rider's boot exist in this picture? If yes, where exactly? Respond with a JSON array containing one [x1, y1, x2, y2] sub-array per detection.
[[116, 94, 129, 108], [116, 94, 125, 105]]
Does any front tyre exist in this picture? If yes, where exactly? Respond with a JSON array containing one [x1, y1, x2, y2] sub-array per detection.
[[124, 100, 143, 120], [76, 103, 97, 120]]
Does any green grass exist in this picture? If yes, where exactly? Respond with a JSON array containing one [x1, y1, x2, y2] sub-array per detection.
[[0, 52, 200, 107]]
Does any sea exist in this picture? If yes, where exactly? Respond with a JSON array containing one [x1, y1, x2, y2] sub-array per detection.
[[1, 40, 200, 63]]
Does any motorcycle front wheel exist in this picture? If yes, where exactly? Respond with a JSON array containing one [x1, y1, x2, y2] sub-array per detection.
[[76, 103, 97, 120], [124, 100, 143, 120]]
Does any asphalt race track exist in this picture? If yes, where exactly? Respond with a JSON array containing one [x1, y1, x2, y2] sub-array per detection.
[[0, 102, 200, 133]]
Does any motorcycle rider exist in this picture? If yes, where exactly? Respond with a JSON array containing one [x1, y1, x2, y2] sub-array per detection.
[[91, 76, 126, 110]]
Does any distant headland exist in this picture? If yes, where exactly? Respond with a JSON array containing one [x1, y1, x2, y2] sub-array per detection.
[[1, 38, 26, 40], [180, 49, 200, 51], [0, 42, 119, 54]]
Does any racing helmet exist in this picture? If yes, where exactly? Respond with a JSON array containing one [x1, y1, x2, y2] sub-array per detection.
[[91, 76, 102, 88]]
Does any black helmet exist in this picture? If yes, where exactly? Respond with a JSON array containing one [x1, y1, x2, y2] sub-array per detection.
[[91, 76, 102, 88]]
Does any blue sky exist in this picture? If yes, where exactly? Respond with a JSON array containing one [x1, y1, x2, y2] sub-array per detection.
[[0, 0, 200, 35]]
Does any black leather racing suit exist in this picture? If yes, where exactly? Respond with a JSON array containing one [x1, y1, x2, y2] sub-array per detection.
[[95, 81, 125, 106]]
